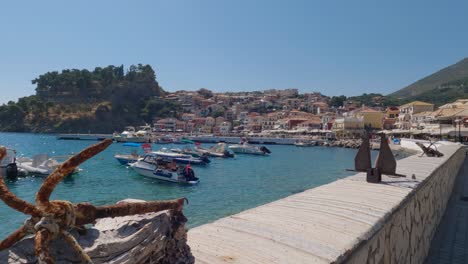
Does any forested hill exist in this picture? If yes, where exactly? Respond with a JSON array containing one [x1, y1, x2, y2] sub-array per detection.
[[0, 64, 180, 133], [390, 57, 468, 99]]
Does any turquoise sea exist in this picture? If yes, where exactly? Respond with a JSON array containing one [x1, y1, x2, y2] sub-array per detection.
[[0, 132, 372, 238]]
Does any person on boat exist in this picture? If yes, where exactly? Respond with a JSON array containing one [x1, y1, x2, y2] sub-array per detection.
[[169, 160, 177, 171], [184, 164, 195, 181]]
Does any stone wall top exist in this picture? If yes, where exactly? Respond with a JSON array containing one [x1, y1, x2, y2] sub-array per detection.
[[188, 143, 464, 264]]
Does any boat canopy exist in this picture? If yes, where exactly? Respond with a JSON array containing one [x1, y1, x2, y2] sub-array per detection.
[[123, 143, 141, 147]]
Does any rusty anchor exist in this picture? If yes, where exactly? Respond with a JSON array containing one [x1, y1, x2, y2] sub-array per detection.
[[0, 139, 187, 264], [350, 133, 405, 183]]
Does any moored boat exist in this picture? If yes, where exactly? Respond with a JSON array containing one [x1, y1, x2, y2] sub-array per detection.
[[152, 148, 209, 165], [16, 154, 81, 176], [228, 142, 271, 155], [195, 143, 234, 158], [294, 140, 317, 147], [130, 153, 199, 184], [114, 143, 152, 165]]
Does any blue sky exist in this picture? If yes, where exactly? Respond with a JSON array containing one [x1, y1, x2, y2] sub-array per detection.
[[1, 0, 467, 103]]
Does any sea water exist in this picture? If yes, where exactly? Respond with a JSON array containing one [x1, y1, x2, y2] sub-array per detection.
[[0, 132, 375, 238]]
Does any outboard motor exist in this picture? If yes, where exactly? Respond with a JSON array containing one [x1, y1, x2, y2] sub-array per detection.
[[6, 163, 18, 179], [260, 146, 271, 154], [224, 150, 235, 158], [200, 154, 211, 164]]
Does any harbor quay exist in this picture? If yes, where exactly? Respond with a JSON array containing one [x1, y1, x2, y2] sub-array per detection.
[[188, 143, 466, 263]]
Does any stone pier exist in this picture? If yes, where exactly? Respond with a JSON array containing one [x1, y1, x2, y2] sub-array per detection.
[[188, 143, 465, 263]]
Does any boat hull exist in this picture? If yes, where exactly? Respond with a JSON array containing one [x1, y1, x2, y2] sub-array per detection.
[[130, 162, 199, 185], [229, 148, 267, 155], [114, 154, 139, 165]]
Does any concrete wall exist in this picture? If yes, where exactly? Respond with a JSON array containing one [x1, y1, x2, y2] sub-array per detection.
[[345, 146, 465, 263], [188, 144, 465, 264]]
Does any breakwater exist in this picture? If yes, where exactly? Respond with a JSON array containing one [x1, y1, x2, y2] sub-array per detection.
[[188, 143, 465, 263]]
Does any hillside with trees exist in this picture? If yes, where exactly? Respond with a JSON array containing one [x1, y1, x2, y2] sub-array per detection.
[[390, 57, 468, 102], [0, 64, 180, 133]]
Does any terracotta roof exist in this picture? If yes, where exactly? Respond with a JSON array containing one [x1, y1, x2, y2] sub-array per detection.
[[412, 111, 434, 117], [399, 101, 434, 107]]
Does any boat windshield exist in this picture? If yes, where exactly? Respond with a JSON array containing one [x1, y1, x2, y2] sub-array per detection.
[[143, 155, 157, 164]]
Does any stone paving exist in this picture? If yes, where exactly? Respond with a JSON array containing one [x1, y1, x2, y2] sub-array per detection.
[[426, 155, 468, 264], [188, 145, 464, 264]]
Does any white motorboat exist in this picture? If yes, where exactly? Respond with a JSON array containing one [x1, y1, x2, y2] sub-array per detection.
[[114, 143, 152, 165], [16, 154, 81, 176], [130, 153, 199, 184], [228, 142, 271, 155]]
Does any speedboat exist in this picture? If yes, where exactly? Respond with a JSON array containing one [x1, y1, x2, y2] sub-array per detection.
[[152, 148, 209, 165], [130, 153, 199, 184], [16, 154, 81, 176], [195, 143, 234, 158], [114, 153, 140, 165], [228, 142, 271, 155], [114, 143, 152, 165]]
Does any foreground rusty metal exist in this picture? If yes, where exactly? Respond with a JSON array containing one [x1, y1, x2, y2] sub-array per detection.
[[351, 133, 405, 183], [0, 139, 187, 264]]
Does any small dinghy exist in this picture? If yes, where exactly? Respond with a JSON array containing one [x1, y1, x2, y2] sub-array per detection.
[[16, 154, 80, 176], [195, 143, 234, 158]]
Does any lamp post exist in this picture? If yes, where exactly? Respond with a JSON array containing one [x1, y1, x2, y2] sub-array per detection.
[[455, 118, 462, 143]]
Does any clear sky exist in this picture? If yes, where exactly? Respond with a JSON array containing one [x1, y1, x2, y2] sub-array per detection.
[[1, 0, 467, 103]]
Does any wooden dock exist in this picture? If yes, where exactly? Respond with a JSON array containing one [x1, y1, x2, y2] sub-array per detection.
[[57, 133, 114, 140]]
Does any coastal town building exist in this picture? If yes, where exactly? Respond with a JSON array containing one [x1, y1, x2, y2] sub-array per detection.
[[382, 107, 399, 130], [396, 101, 434, 129]]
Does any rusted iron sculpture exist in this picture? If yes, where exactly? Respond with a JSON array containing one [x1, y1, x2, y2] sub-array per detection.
[[415, 141, 444, 157], [0, 139, 186, 264], [352, 133, 405, 183]]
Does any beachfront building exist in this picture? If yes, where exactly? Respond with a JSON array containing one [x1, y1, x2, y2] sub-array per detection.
[[411, 111, 434, 129], [296, 116, 322, 131], [245, 113, 264, 133], [396, 101, 434, 129], [382, 106, 399, 130], [262, 113, 279, 131], [154, 118, 177, 132], [332, 116, 364, 138], [218, 122, 232, 135], [353, 107, 385, 130], [321, 113, 336, 130]]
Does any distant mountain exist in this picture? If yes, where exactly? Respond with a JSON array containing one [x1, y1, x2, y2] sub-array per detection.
[[390, 58, 468, 101]]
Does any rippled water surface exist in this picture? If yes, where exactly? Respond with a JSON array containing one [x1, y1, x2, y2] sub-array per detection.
[[0, 132, 373, 238]]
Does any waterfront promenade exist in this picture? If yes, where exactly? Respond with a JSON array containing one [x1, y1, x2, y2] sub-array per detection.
[[188, 143, 465, 263]]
